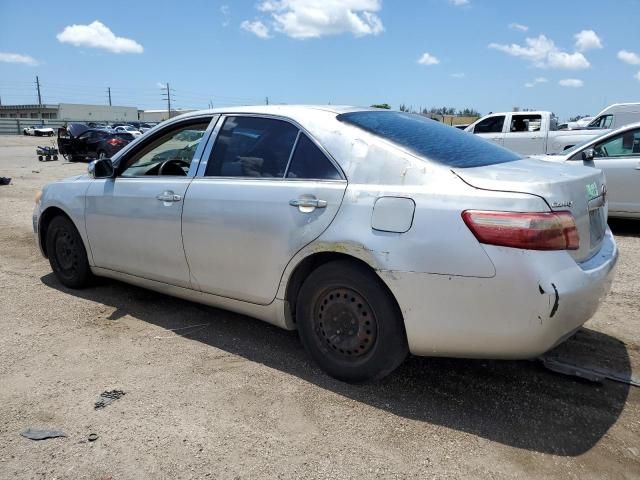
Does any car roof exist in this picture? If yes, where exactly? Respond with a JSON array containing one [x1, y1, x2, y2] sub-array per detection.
[[172, 104, 376, 121]]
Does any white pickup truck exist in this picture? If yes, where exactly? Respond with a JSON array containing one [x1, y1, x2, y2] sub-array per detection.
[[465, 111, 601, 155]]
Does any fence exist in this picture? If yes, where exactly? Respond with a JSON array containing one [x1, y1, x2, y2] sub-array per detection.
[[0, 118, 114, 135]]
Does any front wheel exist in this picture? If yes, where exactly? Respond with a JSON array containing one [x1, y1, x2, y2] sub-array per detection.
[[45, 215, 93, 288], [296, 260, 408, 383]]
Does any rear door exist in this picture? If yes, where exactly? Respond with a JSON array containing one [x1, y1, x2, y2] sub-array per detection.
[[469, 115, 506, 145], [502, 113, 546, 155], [182, 115, 347, 304], [591, 127, 640, 215]]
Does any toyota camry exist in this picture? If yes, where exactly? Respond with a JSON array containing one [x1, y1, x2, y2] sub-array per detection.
[[33, 106, 618, 382]]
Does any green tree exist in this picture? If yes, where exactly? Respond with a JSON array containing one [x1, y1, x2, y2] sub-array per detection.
[[371, 103, 391, 109]]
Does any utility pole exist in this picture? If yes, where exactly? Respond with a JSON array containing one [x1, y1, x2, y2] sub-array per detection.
[[265, 96, 269, 105], [107, 87, 112, 106], [161, 83, 174, 119], [35, 76, 42, 120]]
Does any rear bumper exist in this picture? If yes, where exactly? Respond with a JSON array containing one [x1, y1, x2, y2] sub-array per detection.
[[380, 229, 618, 359]]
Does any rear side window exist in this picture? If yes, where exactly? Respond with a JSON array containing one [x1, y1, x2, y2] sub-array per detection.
[[337, 111, 520, 168], [206, 116, 298, 178], [510, 114, 542, 132], [286, 133, 342, 180]]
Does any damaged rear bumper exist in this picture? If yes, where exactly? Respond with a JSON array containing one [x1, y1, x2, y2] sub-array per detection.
[[379, 229, 618, 359]]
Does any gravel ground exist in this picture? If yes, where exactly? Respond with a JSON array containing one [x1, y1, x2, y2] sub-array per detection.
[[0, 135, 639, 480]]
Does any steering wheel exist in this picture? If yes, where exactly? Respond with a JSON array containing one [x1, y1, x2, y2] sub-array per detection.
[[158, 159, 190, 176]]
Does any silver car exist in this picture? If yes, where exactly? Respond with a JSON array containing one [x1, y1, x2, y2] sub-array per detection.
[[33, 106, 618, 382], [535, 122, 640, 219]]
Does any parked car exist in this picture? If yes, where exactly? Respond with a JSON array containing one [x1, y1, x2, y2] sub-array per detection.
[[34, 106, 617, 382], [57, 123, 136, 162], [533, 122, 640, 219], [585, 103, 640, 130], [465, 111, 601, 155], [113, 125, 142, 137], [558, 117, 594, 131], [139, 123, 156, 134], [23, 125, 54, 136]]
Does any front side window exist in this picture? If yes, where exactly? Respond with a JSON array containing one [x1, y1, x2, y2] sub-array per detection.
[[510, 114, 542, 132], [589, 115, 613, 129], [286, 133, 342, 180], [338, 111, 520, 168], [594, 129, 640, 158], [205, 116, 298, 178], [120, 121, 209, 177], [473, 115, 505, 134]]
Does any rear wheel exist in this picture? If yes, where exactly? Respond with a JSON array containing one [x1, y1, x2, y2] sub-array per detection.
[[45, 215, 93, 288], [296, 260, 408, 383]]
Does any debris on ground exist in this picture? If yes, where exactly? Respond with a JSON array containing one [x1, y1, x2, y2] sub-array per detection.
[[0, 177, 11, 185], [88, 433, 99, 442], [20, 428, 67, 441], [540, 356, 640, 387], [94, 390, 126, 410]]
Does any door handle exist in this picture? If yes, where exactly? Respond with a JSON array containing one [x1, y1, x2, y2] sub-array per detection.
[[156, 191, 182, 202], [289, 198, 327, 208]]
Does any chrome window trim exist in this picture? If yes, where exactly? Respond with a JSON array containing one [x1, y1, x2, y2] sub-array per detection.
[[195, 113, 347, 181]]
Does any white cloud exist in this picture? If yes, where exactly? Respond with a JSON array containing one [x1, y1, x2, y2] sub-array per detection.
[[559, 78, 584, 88], [524, 77, 548, 88], [449, 0, 469, 5], [547, 51, 590, 69], [635, 71, 640, 82], [574, 30, 602, 52], [509, 23, 528, 32], [241, 20, 271, 39], [221, 5, 230, 27], [248, 0, 384, 39], [618, 49, 640, 65], [0, 52, 38, 66], [489, 34, 590, 69], [156, 82, 167, 89], [450, 72, 465, 78], [57, 21, 143, 54], [418, 52, 440, 65]]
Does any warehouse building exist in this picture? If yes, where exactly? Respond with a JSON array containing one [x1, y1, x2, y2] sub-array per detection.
[[0, 103, 138, 121]]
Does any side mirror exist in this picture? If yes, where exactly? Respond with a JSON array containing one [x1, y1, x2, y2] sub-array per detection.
[[582, 148, 595, 161], [88, 158, 115, 178]]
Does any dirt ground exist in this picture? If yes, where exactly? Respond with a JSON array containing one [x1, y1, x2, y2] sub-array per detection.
[[0, 135, 639, 480]]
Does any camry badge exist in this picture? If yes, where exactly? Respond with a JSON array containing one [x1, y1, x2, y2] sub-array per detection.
[[551, 200, 574, 208]]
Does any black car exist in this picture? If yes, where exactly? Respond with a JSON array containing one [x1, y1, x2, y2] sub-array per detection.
[[57, 123, 135, 162]]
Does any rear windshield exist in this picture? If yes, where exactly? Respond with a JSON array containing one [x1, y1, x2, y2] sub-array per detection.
[[337, 111, 521, 168]]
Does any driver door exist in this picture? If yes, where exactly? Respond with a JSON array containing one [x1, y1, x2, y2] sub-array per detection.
[[84, 116, 215, 287], [591, 127, 640, 215]]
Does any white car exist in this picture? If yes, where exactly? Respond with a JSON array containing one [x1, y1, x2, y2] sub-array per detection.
[[33, 106, 617, 382], [23, 125, 55, 137], [465, 111, 601, 155], [535, 122, 640, 219], [113, 125, 142, 137]]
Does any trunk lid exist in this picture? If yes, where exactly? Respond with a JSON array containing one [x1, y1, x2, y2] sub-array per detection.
[[454, 158, 607, 262]]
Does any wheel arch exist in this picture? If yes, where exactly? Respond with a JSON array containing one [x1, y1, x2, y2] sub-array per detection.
[[284, 251, 405, 329], [38, 206, 76, 258]]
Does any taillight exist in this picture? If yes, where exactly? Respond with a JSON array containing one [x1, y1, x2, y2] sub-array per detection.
[[107, 138, 123, 147], [462, 210, 579, 251]]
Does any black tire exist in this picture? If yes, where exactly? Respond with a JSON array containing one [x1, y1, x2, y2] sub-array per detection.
[[45, 215, 93, 288], [23, 131, 28, 136], [38, 156, 43, 161], [49, 132, 54, 137], [296, 260, 408, 383]]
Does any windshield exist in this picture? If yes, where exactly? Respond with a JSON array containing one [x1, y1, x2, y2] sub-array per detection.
[[337, 111, 521, 168]]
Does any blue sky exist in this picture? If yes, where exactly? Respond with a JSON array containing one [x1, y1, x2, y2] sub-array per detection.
[[0, 0, 638, 120]]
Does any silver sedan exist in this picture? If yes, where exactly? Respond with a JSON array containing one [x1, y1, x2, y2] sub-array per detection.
[[33, 106, 618, 382], [535, 122, 640, 219]]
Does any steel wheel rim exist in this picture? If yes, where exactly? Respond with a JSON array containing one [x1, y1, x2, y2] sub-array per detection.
[[313, 287, 378, 359], [54, 229, 79, 275]]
